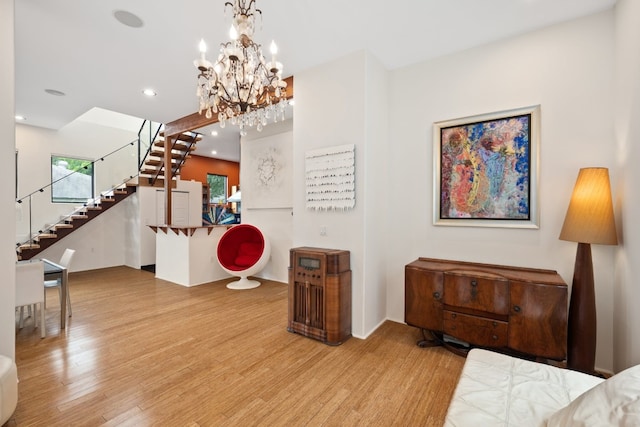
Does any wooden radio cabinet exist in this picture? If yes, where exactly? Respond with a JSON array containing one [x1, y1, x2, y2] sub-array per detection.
[[288, 247, 351, 345], [405, 258, 568, 360]]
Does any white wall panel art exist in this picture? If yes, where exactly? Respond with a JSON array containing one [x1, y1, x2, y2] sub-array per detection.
[[305, 144, 355, 211]]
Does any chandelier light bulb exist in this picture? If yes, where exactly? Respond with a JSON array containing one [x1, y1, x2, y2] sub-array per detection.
[[229, 25, 238, 41], [194, 39, 212, 69]]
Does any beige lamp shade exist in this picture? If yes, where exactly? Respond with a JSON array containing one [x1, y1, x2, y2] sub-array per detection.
[[559, 167, 618, 245]]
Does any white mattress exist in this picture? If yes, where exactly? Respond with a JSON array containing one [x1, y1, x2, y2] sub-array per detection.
[[444, 348, 604, 427]]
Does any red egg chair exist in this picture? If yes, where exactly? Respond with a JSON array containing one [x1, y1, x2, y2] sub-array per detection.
[[216, 224, 271, 290]]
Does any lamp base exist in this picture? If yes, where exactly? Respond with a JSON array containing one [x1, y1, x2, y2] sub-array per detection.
[[567, 242, 597, 374]]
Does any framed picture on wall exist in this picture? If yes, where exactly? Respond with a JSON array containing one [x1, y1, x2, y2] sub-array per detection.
[[433, 105, 540, 229]]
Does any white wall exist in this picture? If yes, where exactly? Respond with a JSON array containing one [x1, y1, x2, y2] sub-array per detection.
[[1, 0, 16, 359], [137, 186, 157, 267], [363, 54, 390, 334], [293, 51, 389, 338], [124, 190, 142, 269], [240, 123, 294, 284], [614, 0, 640, 372], [37, 200, 131, 271], [387, 11, 618, 371]]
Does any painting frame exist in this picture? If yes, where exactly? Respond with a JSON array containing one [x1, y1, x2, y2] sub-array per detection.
[[433, 105, 540, 229]]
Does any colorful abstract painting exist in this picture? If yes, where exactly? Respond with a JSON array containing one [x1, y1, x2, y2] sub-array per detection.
[[438, 110, 534, 222]]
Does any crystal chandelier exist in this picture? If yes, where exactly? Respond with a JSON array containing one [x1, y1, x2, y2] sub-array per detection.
[[194, 0, 288, 135]]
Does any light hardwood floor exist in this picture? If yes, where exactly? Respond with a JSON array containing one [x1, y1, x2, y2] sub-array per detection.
[[11, 266, 465, 426]]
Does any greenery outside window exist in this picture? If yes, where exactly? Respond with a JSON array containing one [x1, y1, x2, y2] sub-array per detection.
[[207, 173, 228, 204], [51, 155, 94, 203]]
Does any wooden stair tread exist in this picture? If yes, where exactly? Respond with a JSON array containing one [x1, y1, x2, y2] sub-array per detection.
[[154, 141, 198, 151], [158, 131, 202, 142], [141, 168, 181, 176], [149, 150, 191, 160], [144, 159, 182, 167], [137, 178, 177, 187], [18, 243, 40, 250]]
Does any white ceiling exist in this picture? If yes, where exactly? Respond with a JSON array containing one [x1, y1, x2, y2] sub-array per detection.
[[15, 0, 616, 161]]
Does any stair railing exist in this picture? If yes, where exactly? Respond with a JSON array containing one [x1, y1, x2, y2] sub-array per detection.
[[138, 119, 162, 170], [16, 136, 143, 251], [141, 126, 200, 187], [171, 132, 201, 175]]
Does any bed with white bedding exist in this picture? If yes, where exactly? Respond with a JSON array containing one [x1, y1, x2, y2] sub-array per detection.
[[444, 348, 640, 426]]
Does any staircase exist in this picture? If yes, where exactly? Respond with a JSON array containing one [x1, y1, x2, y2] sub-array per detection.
[[16, 127, 203, 260], [17, 184, 138, 260], [139, 131, 201, 186]]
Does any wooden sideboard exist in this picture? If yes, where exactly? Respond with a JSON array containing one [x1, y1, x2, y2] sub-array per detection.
[[405, 258, 568, 361]]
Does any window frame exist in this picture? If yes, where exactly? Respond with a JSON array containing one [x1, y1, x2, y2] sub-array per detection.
[[50, 155, 95, 204], [207, 173, 228, 204]]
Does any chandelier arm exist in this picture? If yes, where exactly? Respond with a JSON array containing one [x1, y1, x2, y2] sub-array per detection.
[[217, 80, 235, 112], [250, 2, 262, 19], [213, 53, 236, 104], [255, 91, 270, 107], [246, 59, 267, 103], [232, 60, 244, 111]]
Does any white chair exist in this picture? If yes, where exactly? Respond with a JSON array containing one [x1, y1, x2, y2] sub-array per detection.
[[15, 261, 45, 338], [44, 248, 75, 317]]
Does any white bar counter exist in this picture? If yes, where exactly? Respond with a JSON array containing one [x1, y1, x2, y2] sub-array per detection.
[[151, 225, 231, 287]]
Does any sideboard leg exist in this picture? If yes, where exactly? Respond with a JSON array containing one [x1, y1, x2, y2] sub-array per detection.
[[417, 329, 443, 348]]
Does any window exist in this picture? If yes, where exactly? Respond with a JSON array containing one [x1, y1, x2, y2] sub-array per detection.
[[51, 155, 94, 203], [207, 173, 228, 203]]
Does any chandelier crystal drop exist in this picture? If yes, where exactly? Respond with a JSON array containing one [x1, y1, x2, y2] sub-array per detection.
[[194, 0, 288, 135]]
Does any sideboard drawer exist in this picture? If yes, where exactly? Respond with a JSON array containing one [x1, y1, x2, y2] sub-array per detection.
[[443, 310, 508, 347], [443, 272, 509, 315]]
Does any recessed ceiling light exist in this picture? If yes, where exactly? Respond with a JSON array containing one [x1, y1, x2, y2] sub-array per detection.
[[142, 88, 157, 97], [211, 150, 217, 155], [210, 130, 218, 137], [45, 89, 65, 96], [113, 10, 144, 28], [15, 115, 26, 121]]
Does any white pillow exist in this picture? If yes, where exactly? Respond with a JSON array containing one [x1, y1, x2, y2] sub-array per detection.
[[546, 364, 640, 427]]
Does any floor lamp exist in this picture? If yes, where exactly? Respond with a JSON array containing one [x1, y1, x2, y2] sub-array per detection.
[[559, 167, 617, 374]]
